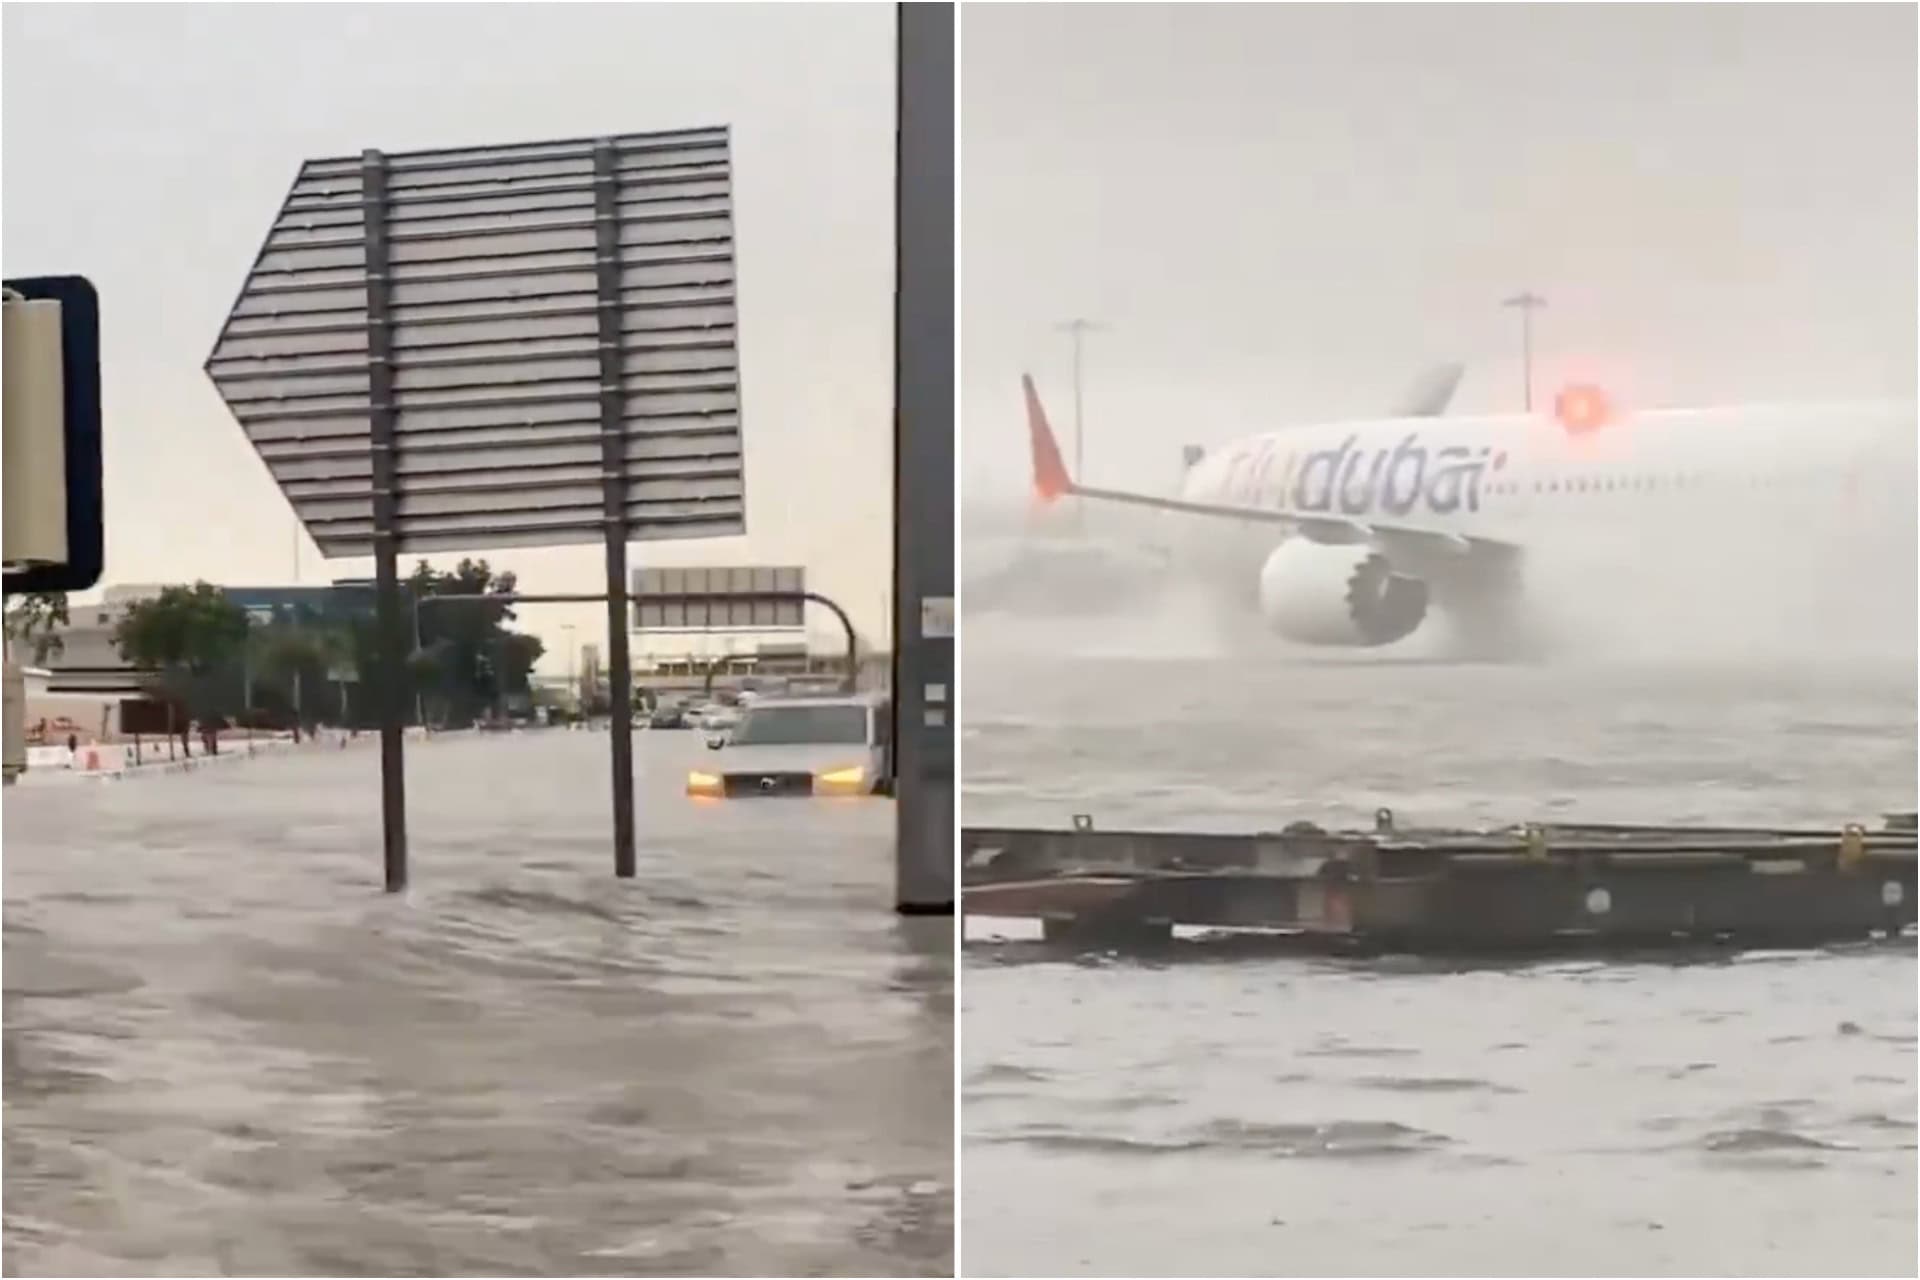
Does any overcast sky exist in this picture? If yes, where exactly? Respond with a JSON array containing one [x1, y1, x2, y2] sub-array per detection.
[[3, 1, 895, 667], [961, 2, 1917, 501], [11, 3, 1916, 661]]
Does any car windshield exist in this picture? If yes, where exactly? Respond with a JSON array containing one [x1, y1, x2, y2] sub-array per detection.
[[728, 704, 868, 746]]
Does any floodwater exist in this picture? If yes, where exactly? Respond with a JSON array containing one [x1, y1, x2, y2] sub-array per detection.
[[4, 729, 951, 1277], [962, 634, 1917, 1278]]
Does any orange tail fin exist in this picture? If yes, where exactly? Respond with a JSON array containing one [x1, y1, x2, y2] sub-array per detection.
[[1022, 374, 1073, 502]]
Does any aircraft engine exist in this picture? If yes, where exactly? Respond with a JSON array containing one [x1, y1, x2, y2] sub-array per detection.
[[1257, 540, 1429, 647]]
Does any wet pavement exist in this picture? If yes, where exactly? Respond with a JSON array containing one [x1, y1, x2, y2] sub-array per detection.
[[4, 728, 951, 1277]]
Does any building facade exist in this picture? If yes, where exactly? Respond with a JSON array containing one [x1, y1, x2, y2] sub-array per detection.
[[9, 582, 377, 740]]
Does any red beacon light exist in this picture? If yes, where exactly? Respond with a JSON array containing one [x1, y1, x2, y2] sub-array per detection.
[[1554, 383, 1611, 433]]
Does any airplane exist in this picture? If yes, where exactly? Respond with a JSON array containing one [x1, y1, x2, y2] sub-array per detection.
[[1021, 366, 1917, 656], [965, 366, 1476, 623]]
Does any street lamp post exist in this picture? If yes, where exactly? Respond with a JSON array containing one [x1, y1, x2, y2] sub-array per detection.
[[409, 590, 425, 729], [1054, 318, 1107, 484], [1501, 291, 1547, 412]]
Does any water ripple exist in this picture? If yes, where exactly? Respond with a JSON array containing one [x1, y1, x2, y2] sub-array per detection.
[[6, 732, 953, 1277], [962, 650, 1916, 1278]]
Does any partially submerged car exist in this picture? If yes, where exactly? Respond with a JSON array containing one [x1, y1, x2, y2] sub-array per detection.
[[646, 701, 690, 729], [686, 693, 892, 798]]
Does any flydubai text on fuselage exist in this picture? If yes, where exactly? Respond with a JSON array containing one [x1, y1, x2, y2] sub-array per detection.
[[1191, 428, 1506, 518], [1174, 399, 1913, 549]]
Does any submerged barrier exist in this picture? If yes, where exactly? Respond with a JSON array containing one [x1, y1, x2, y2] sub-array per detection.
[[963, 811, 1918, 951]]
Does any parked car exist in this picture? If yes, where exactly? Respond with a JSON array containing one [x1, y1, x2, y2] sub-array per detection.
[[686, 702, 740, 735]]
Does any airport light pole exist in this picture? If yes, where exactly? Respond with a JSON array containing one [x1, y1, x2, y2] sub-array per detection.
[[561, 623, 577, 712], [1054, 318, 1106, 483], [1501, 291, 1546, 412]]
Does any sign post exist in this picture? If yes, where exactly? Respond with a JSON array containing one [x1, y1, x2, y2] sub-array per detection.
[[592, 140, 639, 879], [360, 149, 411, 891], [207, 128, 746, 889]]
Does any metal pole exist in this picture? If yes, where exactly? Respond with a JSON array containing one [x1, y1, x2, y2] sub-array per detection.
[[562, 623, 577, 713], [894, 0, 956, 914], [592, 139, 637, 880], [1054, 318, 1105, 482], [411, 588, 425, 729], [1521, 308, 1532, 412], [796, 592, 862, 695], [1071, 326, 1084, 480], [362, 148, 409, 893], [1502, 291, 1545, 413]]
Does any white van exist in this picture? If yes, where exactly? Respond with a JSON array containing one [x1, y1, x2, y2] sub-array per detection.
[[686, 693, 892, 798]]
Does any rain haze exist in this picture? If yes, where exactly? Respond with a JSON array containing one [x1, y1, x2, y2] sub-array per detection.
[[961, 0, 1918, 661], [959, 7, 1917, 1278], [2, 1, 898, 663], [964, 2, 1915, 487]]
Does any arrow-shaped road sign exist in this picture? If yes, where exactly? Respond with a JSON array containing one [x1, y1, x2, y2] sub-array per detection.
[[205, 128, 747, 559]]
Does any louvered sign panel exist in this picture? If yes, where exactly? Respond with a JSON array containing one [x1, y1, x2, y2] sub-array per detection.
[[206, 127, 745, 557]]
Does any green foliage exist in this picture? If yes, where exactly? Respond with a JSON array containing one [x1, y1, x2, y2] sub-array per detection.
[[250, 614, 325, 681], [404, 559, 546, 727], [111, 583, 251, 744], [243, 609, 355, 728], [113, 583, 249, 675], [93, 566, 543, 732], [3, 591, 70, 664]]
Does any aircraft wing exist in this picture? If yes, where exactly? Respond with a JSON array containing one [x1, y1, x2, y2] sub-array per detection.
[[1023, 373, 1512, 563]]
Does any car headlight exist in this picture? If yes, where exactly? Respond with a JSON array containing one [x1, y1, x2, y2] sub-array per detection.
[[686, 770, 722, 794], [816, 765, 866, 788]]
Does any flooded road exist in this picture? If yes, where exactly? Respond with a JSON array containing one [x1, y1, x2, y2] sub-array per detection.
[[962, 641, 1916, 1277], [5, 729, 951, 1277]]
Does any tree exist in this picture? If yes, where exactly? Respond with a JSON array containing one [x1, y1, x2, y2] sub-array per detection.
[[246, 613, 351, 734], [4, 591, 70, 664], [309, 623, 357, 726], [403, 559, 545, 726], [113, 583, 250, 755], [498, 631, 545, 706]]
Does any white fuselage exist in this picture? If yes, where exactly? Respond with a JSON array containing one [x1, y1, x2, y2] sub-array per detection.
[[1163, 400, 1915, 652], [1189, 403, 1909, 534], [1178, 402, 1914, 561]]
